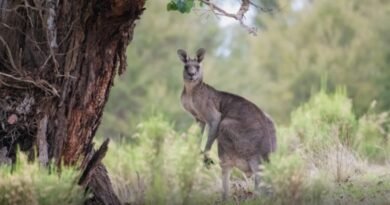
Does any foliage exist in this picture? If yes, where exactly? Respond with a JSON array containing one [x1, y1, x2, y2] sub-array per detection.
[[0, 155, 84, 205], [262, 153, 306, 204], [291, 88, 357, 150], [244, 0, 390, 120], [260, 90, 390, 204], [100, 0, 390, 141], [3, 0, 390, 204], [104, 114, 220, 204], [99, 0, 390, 204], [355, 102, 390, 162], [2, 91, 390, 204], [167, 0, 197, 13], [100, 0, 221, 138], [100, 90, 390, 205]]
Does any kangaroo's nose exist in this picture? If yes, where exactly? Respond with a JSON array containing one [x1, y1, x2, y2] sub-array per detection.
[[188, 71, 196, 76]]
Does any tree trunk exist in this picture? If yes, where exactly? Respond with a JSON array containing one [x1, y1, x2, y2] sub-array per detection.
[[0, 0, 145, 204]]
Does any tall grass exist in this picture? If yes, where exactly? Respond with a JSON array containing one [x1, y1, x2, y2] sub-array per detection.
[[104, 90, 390, 205], [104, 114, 221, 205], [355, 101, 390, 162], [1, 90, 389, 204], [0, 154, 84, 205], [261, 89, 390, 204]]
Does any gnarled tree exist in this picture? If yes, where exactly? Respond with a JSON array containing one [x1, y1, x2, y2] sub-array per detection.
[[0, 0, 145, 204]]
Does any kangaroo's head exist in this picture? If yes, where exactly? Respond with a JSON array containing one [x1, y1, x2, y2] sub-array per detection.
[[177, 48, 205, 83]]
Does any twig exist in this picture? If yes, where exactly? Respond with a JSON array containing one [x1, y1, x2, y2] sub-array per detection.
[[0, 78, 27, 89], [0, 71, 59, 96], [58, 20, 76, 47], [0, 3, 43, 13], [249, 0, 274, 12], [199, 0, 257, 35], [0, 36, 21, 74]]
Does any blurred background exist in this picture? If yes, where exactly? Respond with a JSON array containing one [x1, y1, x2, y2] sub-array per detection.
[[98, 0, 390, 139], [96, 0, 390, 204]]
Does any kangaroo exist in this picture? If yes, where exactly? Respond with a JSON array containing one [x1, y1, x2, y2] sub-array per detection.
[[177, 48, 277, 200]]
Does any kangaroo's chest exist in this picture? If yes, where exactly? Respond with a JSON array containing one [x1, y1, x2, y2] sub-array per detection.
[[181, 92, 205, 120]]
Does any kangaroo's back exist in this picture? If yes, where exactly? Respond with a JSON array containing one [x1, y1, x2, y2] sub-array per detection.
[[216, 91, 276, 160]]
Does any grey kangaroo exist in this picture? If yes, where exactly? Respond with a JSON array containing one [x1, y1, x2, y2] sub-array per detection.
[[178, 48, 277, 200]]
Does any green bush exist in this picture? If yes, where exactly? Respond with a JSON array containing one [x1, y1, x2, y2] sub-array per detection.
[[262, 152, 306, 205], [290, 89, 363, 182], [104, 114, 220, 205], [0, 155, 84, 205], [256, 90, 390, 204], [291, 88, 357, 149], [103, 90, 390, 204], [355, 102, 390, 162]]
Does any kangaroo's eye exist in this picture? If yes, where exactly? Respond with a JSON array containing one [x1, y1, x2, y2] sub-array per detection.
[[196, 65, 200, 70], [184, 65, 189, 69]]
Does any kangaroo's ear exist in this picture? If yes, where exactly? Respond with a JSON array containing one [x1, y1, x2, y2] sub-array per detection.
[[177, 49, 188, 63], [196, 48, 206, 62]]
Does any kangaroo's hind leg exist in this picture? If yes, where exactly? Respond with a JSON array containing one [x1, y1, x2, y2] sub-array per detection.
[[221, 164, 232, 201], [248, 157, 262, 193], [217, 119, 236, 201]]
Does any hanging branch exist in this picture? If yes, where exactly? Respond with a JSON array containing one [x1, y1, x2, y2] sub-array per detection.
[[199, 0, 258, 35]]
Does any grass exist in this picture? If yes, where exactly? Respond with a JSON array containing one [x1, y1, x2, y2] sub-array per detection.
[[104, 89, 390, 205], [0, 154, 84, 205], [1, 90, 389, 205]]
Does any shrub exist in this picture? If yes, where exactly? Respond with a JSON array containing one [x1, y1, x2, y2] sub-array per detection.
[[104, 114, 219, 205], [262, 152, 306, 205], [103, 90, 390, 205], [0, 154, 84, 205], [291, 88, 357, 149], [355, 102, 390, 162]]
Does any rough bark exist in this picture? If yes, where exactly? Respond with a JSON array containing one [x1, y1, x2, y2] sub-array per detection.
[[79, 139, 121, 205], [0, 0, 145, 204]]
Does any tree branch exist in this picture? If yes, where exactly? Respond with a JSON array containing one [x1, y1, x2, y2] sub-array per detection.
[[199, 0, 257, 35], [0, 36, 21, 74], [0, 71, 59, 96]]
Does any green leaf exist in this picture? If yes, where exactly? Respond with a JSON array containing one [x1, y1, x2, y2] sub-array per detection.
[[166, 1, 178, 11], [184, 0, 194, 12], [176, 0, 187, 13], [166, 0, 195, 13]]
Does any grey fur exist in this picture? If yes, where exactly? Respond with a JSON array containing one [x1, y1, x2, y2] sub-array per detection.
[[178, 48, 277, 200]]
